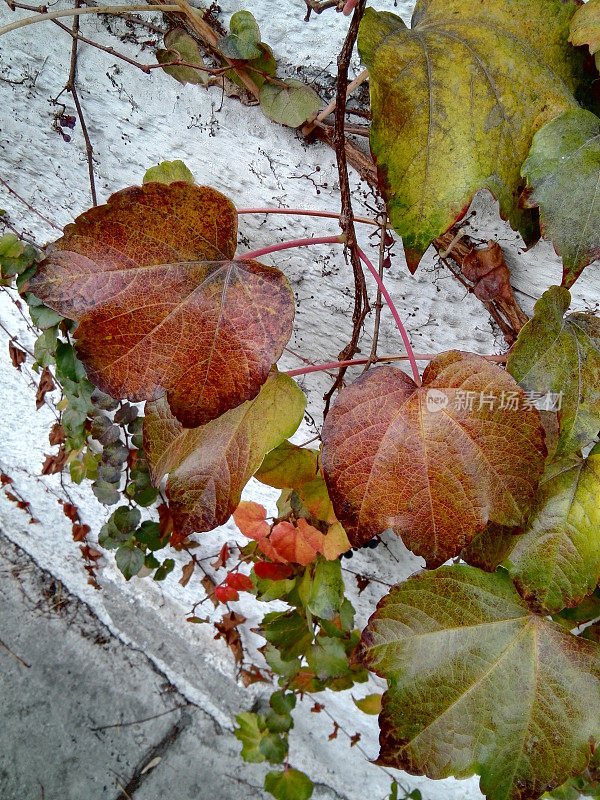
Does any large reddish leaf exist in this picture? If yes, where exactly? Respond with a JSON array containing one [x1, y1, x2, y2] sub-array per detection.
[[143, 372, 305, 538], [26, 182, 294, 427], [360, 565, 600, 800], [321, 352, 546, 567]]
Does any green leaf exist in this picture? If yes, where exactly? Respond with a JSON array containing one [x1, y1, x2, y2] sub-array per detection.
[[153, 558, 175, 581], [156, 28, 208, 85], [300, 556, 344, 621], [0, 234, 40, 278], [115, 544, 145, 580], [259, 79, 321, 128], [259, 732, 288, 763], [507, 286, 600, 456], [307, 636, 348, 680], [92, 479, 121, 506], [135, 520, 166, 551], [144, 372, 305, 538], [226, 43, 277, 91], [261, 644, 302, 680], [556, 589, 600, 625], [264, 768, 313, 800], [506, 444, 600, 613], [26, 294, 63, 329], [55, 341, 86, 383], [112, 505, 141, 533], [235, 712, 267, 763], [358, 2, 582, 271], [143, 159, 195, 185], [219, 11, 262, 60], [360, 565, 600, 800], [33, 326, 58, 367], [521, 109, 600, 287], [255, 440, 318, 489], [261, 610, 313, 660]]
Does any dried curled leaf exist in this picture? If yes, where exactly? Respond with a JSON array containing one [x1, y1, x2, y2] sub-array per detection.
[[143, 372, 305, 539], [507, 286, 600, 456], [360, 565, 600, 800], [358, 1, 582, 271], [507, 443, 600, 614], [322, 352, 546, 567], [27, 183, 295, 427], [522, 109, 600, 288]]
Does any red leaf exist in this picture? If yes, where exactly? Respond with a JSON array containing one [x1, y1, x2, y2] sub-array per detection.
[[211, 542, 230, 570], [254, 561, 292, 581], [270, 519, 322, 566], [215, 584, 239, 603], [27, 183, 294, 427], [225, 572, 253, 592]]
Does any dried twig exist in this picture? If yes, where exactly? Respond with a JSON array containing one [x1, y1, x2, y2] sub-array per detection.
[[0, 176, 61, 231], [322, 0, 370, 418], [0, 636, 31, 667]]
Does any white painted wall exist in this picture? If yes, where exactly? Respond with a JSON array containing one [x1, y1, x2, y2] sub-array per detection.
[[1, 2, 598, 798]]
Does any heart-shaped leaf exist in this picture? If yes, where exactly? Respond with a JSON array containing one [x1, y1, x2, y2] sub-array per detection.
[[264, 768, 313, 800], [507, 443, 600, 614], [522, 109, 600, 287], [322, 352, 546, 567], [254, 440, 318, 489], [570, 0, 600, 70], [360, 565, 600, 800], [143, 372, 305, 539], [259, 79, 321, 128], [156, 28, 209, 85], [358, 2, 581, 271], [507, 286, 600, 456], [26, 183, 295, 427], [219, 10, 262, 60]]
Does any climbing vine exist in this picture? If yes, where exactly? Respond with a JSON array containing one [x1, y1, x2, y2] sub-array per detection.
[[3, 1, 600, 800]]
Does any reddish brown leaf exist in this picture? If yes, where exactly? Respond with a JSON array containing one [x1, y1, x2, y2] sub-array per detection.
[[9, 341, 26, 370], [36, 367, 54, 409], [214, 612, 244, 664], [322, 352, 547, 567], [41, 447, 68, 475], [61, 502, 80, 523], [239, 666, 270, 687], [49, 423, 66, 446], [211, 542, 230, 570], [27, 183, 294, 427], [179, 560, 195, 587], [311, 702, 324, 713], [158, 503, 174, 539], [356, 574, 371, 595], [201, 573, 219, 608], [217, 610, 246, 631], [0, 473, 13, 486], [328, 722, 340, 741], [461, 241, 514, 305], [350, 732, 361, 747], [72, 522, 91, 542]]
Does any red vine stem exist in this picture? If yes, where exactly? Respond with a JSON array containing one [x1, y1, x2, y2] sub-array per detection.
[[285, 352, 507, 377], [237, 208, 378, 227], [236, 235, 344, 261], [357, 247, 421, 385]]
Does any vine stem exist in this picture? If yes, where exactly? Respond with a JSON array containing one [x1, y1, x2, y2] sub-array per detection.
[[357, 247, 421, 385], [285, 352, 507, 377], [0, 5, 180, 37], [304, 68, 369, 135], [236, 235, 344, 262], [237, 208, 378, 227]]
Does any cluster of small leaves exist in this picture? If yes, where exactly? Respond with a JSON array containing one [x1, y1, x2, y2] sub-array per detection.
[[156, 11, 321, 128]]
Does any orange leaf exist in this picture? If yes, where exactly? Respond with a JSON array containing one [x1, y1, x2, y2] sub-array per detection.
[[27, 183, 294, 427], [321, 521, 350, 561], [270, 520, 321, 566], [322, 352, 546, 567], [233, 501, 270, 540], [225, 572, 254, 592], [254, 561, 292, 581]]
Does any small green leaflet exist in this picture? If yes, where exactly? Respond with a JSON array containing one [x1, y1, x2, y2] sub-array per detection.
[[264, 768, 314, 800], [522, 109, 600, 287], [507, 444, 600, 614], [156, 28, 208, 85], [507, 286, 600, 456], [360, 565, 600, 800], [143, 160, 195, 185], [219, 10, 262, 60], [259, 79, 321, 128], [358, 0, 582, 271]]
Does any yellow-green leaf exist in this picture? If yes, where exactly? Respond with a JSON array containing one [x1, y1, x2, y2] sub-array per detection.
[[143, 372, 305, 538], [353, 693, 382, 715], [360, 565, 600, 800], [259, 79, 321, 128], [358, 1, 582, 271], [156, 28, 208, 85], [507, 443, 600, 614], [570, 0, 600, 71], [254, 440, 318, 489], [143, 160, 195, 185]]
